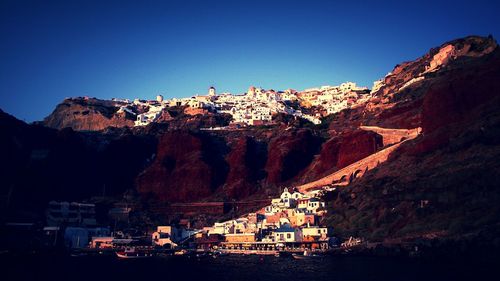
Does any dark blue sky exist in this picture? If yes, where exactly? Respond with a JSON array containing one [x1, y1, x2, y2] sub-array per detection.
[[1, 0, 499, 122]]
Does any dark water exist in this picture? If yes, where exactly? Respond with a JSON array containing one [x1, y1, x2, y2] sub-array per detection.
[[2, 253, 498, 281]]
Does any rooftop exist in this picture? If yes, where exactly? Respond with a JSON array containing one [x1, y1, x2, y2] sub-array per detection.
[[274, 225, 296, 233]]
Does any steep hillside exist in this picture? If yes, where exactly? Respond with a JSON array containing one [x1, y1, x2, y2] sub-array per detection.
[[326, 35, 498, 132], [324, 35, 500, 243], [327, 96, 500, 242]]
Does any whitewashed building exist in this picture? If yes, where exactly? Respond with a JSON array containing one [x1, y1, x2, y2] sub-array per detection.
[[273, 225, 302, 243]]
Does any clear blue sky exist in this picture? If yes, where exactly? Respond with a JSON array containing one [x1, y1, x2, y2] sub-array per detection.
[[1, 0, 499, 122]]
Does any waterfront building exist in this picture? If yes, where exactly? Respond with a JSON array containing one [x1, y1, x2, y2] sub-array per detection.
[[90, 237, 114, 249], [273, 225, 302, 243], [301, 225, 328, 239], [152, 226, 177, 248], [46, 201, 97, 227], [225, 233, 256, 243], [64, 226, 110, 249], [151, 225, 199, 248], [209, 221, 234, 235], [193, 233, 225, 250]]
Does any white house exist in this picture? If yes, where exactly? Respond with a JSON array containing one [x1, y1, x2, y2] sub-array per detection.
[[265, 199, 287, 215], [152, 226, 177, 248], [209, 221, 235, 235], [306, 198, 325, 214], [279, 188, 297, 208], [208, 222, 227, 235], [291, 190, 304, 200], [273, 225, 302, 243], [188, 99, 205, 109], [281, 90, 298, 101], [301, 225, 328, 239]]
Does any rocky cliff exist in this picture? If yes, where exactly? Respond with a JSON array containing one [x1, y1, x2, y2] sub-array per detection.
[[42, 97, 136, 131], [324, 35, 500, 242], [135, 131, 228, 202]]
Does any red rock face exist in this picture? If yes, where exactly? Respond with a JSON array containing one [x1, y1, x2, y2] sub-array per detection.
[[136, 131, 228, 202], [155, 109, 173, 122], [136, 128, 323, 202], [375, 100, 423, 129], [355, 36, 498, 132], [422, 55, 500, 134], [223, 137, 267, 199], [303, 137, 341, 181], [265, 129, 322, 185], [299, 130, 383, 183], [412, 48, 500, 154], [336, 130, 383, 168]]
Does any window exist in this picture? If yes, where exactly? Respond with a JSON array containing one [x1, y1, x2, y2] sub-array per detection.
[[317, 230, 321, 234], [286, 233, 291, 239]]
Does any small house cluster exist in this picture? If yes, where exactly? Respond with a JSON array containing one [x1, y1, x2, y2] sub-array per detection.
[[194, 188, 330, 252], [297, 82, 370, 115]]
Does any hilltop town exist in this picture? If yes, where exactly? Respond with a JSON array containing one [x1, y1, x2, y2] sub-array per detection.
[[93, 81, 371, 128]]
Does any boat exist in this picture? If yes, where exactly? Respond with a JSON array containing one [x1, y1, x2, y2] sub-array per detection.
[[292, 250, 322, 260], [174, 249, 188, 256], [115, 247, 154, 259]]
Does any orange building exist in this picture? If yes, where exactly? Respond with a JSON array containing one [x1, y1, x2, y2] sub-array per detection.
[[289, 213, 315, 227], [224, 233, 256, 243]]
